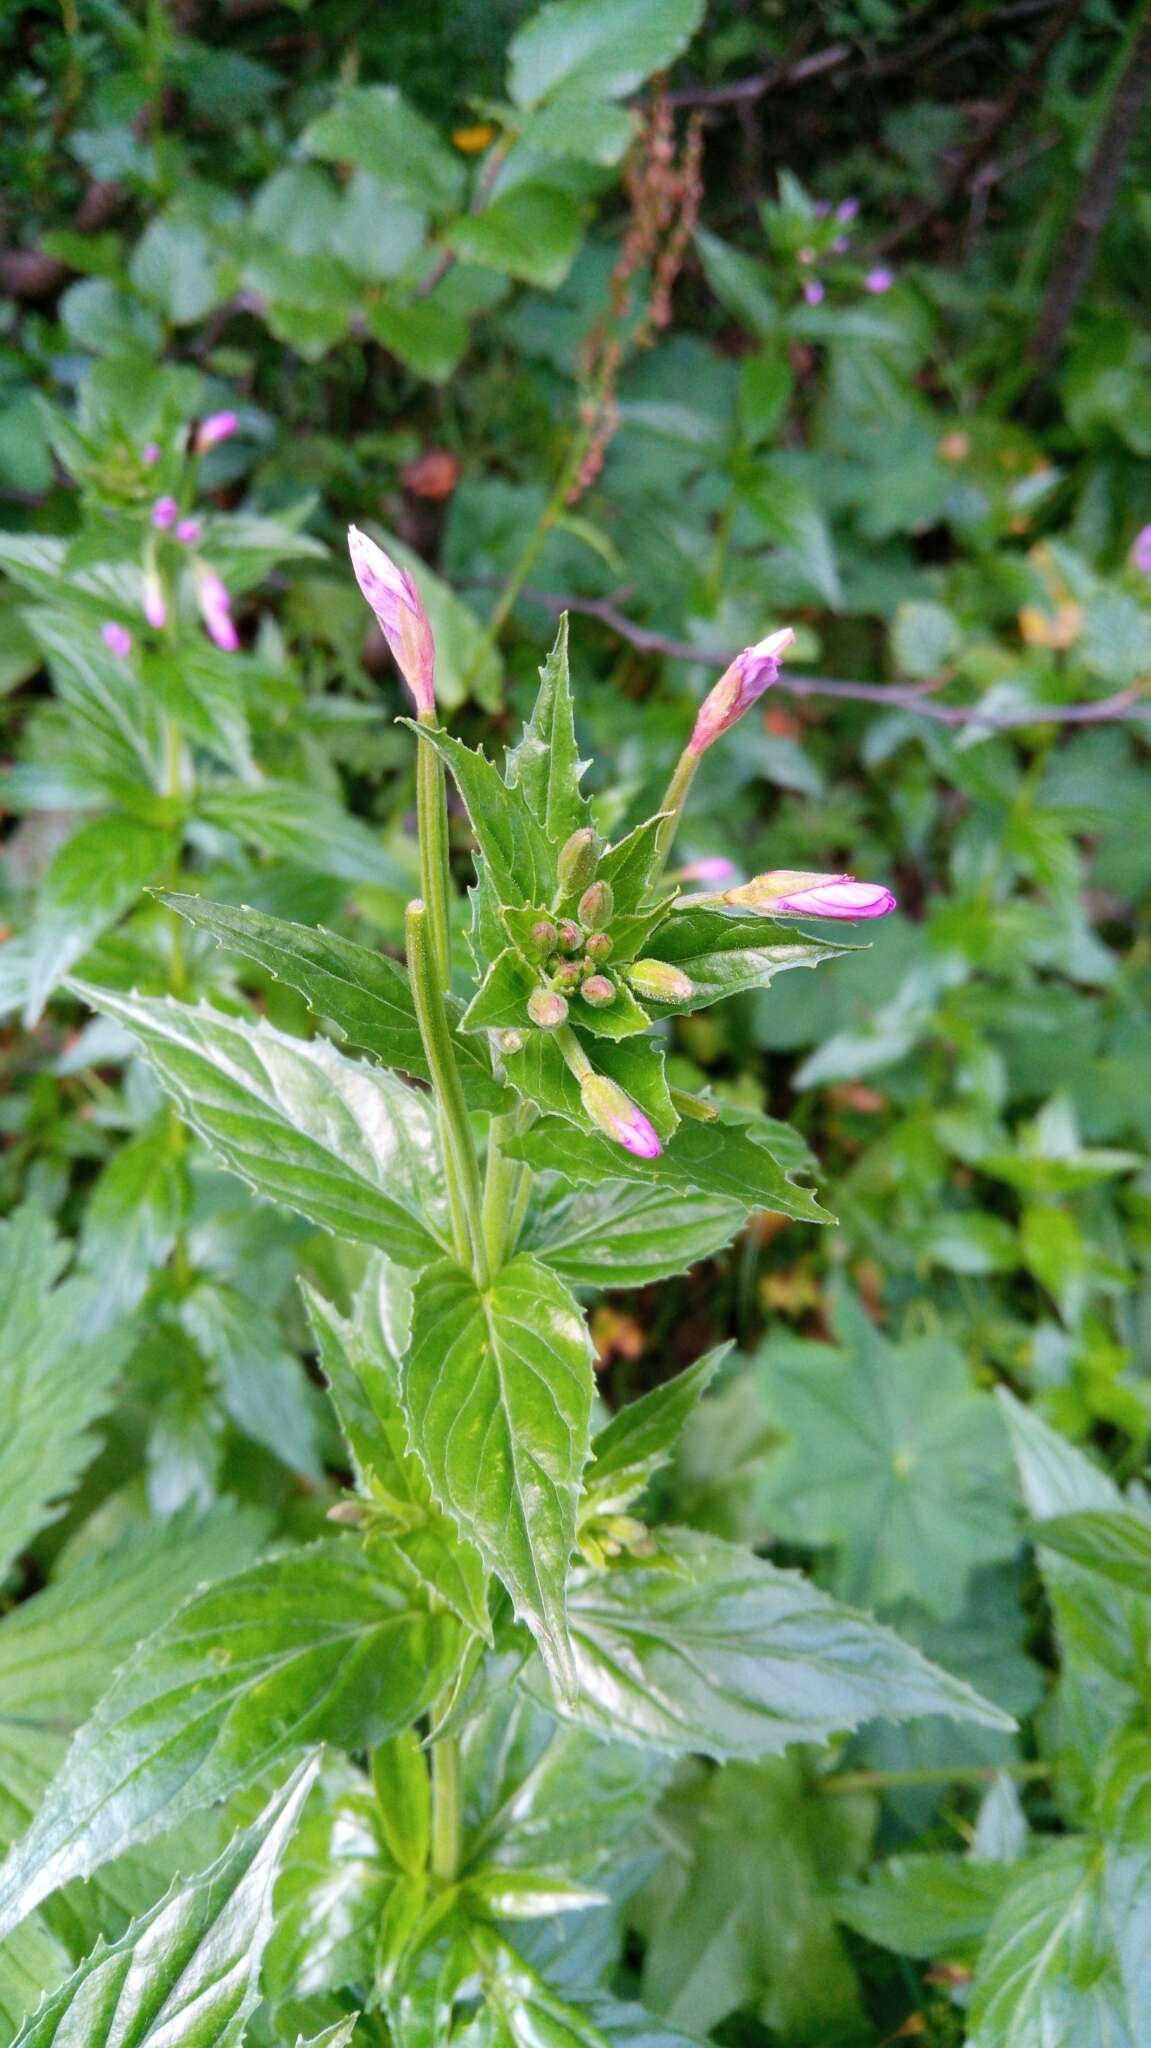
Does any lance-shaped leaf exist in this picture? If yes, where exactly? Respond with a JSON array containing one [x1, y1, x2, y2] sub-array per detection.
[[0, 1204, 134, 1586], [409, 726, 555, 907], [157, 895, 508, 1110], [507, 1110, 829, 1223], [504, 616, 590, 847], [583, 1347, 729, 1518], [967, 1839, 1120, 2048], [198, 781, 410, 890], [532, 1529, 1014, 1758], [10, 1756, 319, 2048], [305, 1276, 491, 1639], [403, 1256, 595, 1699], [1032, 1509, 1151, 1591], [70, 985, 446, 1268], [21, 816, 174, 1026], [642, 908, 856, 1015], [0, 1539, 461, 1939], [523, 1180, 745, 1287], [78, 1120, 188, 1331], [596, 817, 668, 919]]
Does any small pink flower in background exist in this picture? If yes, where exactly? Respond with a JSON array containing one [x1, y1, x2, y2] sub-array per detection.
[[101, 621, 132, 660], [194, 410, 238, 454], [348, 525, 437, 718], [676, 856, 737, 885], [864, 267, 895, 294], [143, 441, 161, 466], [176, 517, 202, 545], [143, 567, 167, 631], [798, 246, 816, 266], [836, 197, 859, 222], [726, 870, 896, 920], [832, 236, 850, 254], [195, 564, 238, 652], [690, 627, 795, 756], [803, 279, 825, 307], [581, 1073, 662, 1159], [151, 496, 178, 530], [1130, 525, 1151, 573]]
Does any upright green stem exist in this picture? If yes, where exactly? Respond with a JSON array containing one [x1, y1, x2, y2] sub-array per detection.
[[819, 1760, 1051, 1798], [651, 746, 700, 881], [461, 413, 596, 692], [481, 1110, 531, 1273], [416, 714, 453, 990], [406, 900, 488, 1284], [430, 1727, 462, 1884]]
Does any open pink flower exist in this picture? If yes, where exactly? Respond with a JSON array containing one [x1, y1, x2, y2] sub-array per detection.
[[864, 267, 894, 294], [348, 526, 436, 718], [802, 279, 825, 307], [581, 1074, 661, 1159], [101, 621, 132, 660], [195, 564, 238, 652], [142, 441, 161, 466], [194, 410, 238, 454], [175, 517, 202, 546], [151, 496, 178, 530], [689, 628, 795, 756], [726, 870, 895, 920]]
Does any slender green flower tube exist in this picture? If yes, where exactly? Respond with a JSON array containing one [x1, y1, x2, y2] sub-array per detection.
[[405, 899, 487, 1282]]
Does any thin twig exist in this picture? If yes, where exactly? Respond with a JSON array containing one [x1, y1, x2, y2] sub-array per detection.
[[1025, 1, 1151, 384], [493, 584, 1151, 730]]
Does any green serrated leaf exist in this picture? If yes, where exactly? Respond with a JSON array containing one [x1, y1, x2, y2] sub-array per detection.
[[596, 816, 668, 919], [11, 1757, 319, 2048], [533, 1528, 1014, 1758], [461, 948, 539, 1033], [410, 727, 554, 909], [0, 1205, 134, 1586], [70, 985, 447, 1268], [21, 817, 173, 1027], [645, 909, 856, 1014], [78, 1120, 188, 1330], [584, 1347, 729, 1517], [1033, 1510, 1151, 1591], [198, 782, 408, 890], [507, 1108, 828, 1223], [305, 1277, 491, 1640], [834, 1853, 1016, 1961], [403, 1255, 595, 1699], [509, 0, 705, 107], [157, 894, 508, 1109], [504, 618, 590, 847], [0, 1540, 461, 1939], [522, 1178, 745, 1287]]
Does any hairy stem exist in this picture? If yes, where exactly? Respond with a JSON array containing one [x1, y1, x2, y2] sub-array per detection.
[[481, 1113, 524, 1274], [651, 746, 700, 881], [406, 900, 488, 1283], [429, 1727, 462, 1884], [416, 715, 453, 990], [820, 1760, 1051, 1798]]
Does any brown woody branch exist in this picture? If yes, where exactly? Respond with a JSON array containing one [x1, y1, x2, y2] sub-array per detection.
[[504, 586, 1150, 731]]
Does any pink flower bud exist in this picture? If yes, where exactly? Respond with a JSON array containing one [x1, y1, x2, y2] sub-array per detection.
[[1130, 525, 1151, 574], [675, 856, 736, 885], [802, 279, 825, 307], [347, 525, 436, 718], [864, 267, 894, 294], [151, 496, 178, 530], [143, 441, 161, 466], [528, 989, 568, 1029], [581, 1073, 662, 1159], [194, 409, 238, 454], [143, 567, 167, 631], [101, 621, 132, 660], [195, 563, 238, 652], [689, 627, 795, 756], [176, 517, 202, 546], [725, 870, 895, 921], [581, 974, 616, 1008]]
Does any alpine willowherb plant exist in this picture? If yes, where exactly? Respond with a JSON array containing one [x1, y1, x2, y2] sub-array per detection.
[[0, 530, 1005, 2045]]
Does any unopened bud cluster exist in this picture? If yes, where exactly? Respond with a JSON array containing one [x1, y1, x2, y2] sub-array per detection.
[[523, 831, 622, 1029]]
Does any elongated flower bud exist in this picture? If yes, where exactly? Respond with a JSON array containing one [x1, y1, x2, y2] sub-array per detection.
[[143, 565, 167, 631], [725, 871, 896, 921], [689, 627, 795, 756], [151, 496, 178, 531], [581, 974, 616, 1007], [347, 526, 436, 718], [626, 959, 694, 1004], [195, 563, 238, 652], [194, 409, 238, 453], [557, 827, 599, 896], [578, 880, 613, 930], [556, 920, 584, 955], [581, 1073, 661, 1159], [528, 989, 568, 1029], [584, 930, 613, 962], [101, 620, 132, 660]]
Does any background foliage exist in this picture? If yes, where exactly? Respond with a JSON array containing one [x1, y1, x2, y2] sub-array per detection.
[[2, 0, 1151, 2043]]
